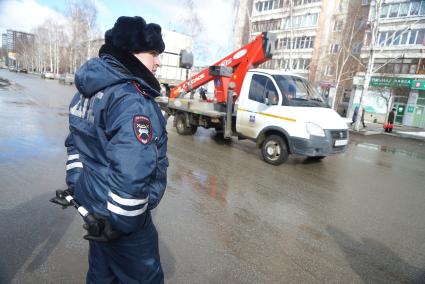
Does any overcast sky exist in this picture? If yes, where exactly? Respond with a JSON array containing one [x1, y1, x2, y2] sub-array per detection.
[[0, 0, 237, 65]]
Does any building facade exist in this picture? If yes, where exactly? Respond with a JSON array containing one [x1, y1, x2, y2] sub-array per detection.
[[236, 0, 369, 115], [157, 30, 193, 87], [0, 34, 7, 67], [351, 0, 425, 127], [2, 29, 35, 68]]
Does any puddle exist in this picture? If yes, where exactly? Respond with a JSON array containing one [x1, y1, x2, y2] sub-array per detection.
[[0, 78, 11, 87], [354, 142, 425, 160], [172, 166, 229, 206], [0, 80, 23, 91]]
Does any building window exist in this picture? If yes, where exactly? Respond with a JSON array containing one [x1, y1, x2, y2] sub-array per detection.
[[256, 2, 263, 12], [333, 19, 343, 32], [329, 43, 340, 53], [277, 36, 315, 49], [400, 31, 409, 45], [306, 36, 315, 48], [293, 0, 322, 6], [399, 3, 409, 17], [377, 29, 425, 46], [352, 42, 362, 53], [255, 0, 287, 12], [252, 19, 282, 32], [374, 59, 420, 74], [379, 1, 425, 19], [410, 1, 420, 16], [409, 30, 418, 44], [401, 64, 410, 74], [380, 4, 389, 18], [361, 0, 369, 5], [283, 13, 319, 29], [417, 29, 425, 44], [389, 3, 400, 18], [394, 64, 401, 73], [378, 32, 387, 46]]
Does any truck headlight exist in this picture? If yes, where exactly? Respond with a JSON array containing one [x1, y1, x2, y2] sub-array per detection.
[[306, 122, 325, 137]]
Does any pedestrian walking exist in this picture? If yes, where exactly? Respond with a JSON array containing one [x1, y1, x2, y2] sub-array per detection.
[[65, 16, 168, 283], [384, 108, 396, 133], [350, 105, 359, 126], [360, 108, 366, 128]]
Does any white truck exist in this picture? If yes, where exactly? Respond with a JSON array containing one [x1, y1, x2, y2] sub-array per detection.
[[158, 32, 348, 165]]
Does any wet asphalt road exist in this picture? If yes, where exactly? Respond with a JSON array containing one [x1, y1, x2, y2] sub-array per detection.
[[1, 69, 425, 283]]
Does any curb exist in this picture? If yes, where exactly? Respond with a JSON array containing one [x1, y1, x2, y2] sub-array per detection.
[[349, 128, 425, 141], [395, 132, 425, 141]]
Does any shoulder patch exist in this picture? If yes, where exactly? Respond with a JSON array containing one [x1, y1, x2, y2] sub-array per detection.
[[133, 115, 152, 144]]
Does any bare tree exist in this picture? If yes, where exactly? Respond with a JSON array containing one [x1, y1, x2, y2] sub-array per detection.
[[14, 32, 35, 71], [33, 19, 67, 74], [179, 0, 206, 64], [66, 0, 99, 73], [331, 4, 368, 111]]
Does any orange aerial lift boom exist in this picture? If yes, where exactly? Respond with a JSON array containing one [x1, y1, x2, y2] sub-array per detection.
[[170, 32, 276, 104]]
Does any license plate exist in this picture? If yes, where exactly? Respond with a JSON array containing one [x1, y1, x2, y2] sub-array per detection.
[[334, 139, 348, 146]]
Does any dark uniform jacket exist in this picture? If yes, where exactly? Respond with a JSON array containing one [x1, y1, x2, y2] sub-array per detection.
[[65, 51, 168, 235]]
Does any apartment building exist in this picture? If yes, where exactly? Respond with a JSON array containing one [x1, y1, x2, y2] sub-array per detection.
[[2, 29, 35, 68], [235, 0, 369, 114], [351, 0, 425, 127]]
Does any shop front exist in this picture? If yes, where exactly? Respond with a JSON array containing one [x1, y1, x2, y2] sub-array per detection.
[[350, 76, 425, 128]]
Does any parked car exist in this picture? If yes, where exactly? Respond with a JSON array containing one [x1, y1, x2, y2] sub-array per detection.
[[59, 73, 74, 85], [18, 68, 28, 73], [41, 72, 55, 79], [9, 67, 18, 72]]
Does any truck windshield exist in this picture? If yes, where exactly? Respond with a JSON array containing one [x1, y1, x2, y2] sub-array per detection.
[[272, 75, 327, 107]]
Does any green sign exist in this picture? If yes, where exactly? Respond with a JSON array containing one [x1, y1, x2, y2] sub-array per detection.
[[411, 80, 425, 90], [407, 105, 415, 113], [370, 76, 412, 88]]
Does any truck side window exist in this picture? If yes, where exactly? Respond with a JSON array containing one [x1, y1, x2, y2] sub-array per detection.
[[249, 75, 267, 103], [264, 79, 279, 105], [248, 74, 278, 104]]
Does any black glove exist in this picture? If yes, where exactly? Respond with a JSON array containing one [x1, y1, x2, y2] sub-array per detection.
[[82, 213, 124, 242], [50, 188, 75, 209]]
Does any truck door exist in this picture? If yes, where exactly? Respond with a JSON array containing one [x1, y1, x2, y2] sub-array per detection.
[[237, 74, 280, 138]]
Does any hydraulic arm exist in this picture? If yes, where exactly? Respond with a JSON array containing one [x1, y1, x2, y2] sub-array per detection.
[[170, 32, 276, 103]]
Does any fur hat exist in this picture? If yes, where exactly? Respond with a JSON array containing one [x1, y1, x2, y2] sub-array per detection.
[[105, 16, 165, 54]]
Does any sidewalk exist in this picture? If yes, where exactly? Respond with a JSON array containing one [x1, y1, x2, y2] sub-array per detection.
[[344, 118, 425, 141]]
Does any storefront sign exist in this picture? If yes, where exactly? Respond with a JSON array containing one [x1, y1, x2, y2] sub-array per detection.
[[411, 80, 425, 90], [370, 76, 412, 88]]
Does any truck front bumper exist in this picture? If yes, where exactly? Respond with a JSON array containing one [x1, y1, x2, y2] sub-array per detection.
[[290, 129, 348, 157]]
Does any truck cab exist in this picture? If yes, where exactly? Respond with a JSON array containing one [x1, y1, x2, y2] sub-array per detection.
[[235, 69, 348, 165]]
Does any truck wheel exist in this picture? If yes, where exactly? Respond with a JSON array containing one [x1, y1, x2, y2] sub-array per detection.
[[190, 125, 197, 134], [176, 113, 193, 135], [261, 135, 288, 165]]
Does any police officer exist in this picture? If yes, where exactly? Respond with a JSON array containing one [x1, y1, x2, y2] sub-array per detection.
[[65, 16, 168, 283]]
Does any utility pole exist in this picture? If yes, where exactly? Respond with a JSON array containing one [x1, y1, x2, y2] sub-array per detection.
[[354, 0, 382, 131]]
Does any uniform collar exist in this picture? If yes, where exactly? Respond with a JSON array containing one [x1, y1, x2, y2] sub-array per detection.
[[99, 44, 161, 95]]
